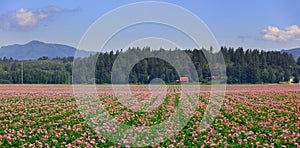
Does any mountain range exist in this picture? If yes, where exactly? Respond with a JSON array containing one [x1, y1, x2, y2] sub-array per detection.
[[0, 40, 96, 60], [0, 40, 300, 61], [281, 48, 300, 60]]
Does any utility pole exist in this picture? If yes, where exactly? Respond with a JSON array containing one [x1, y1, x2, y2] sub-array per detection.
[[21, 62, 23, 84]]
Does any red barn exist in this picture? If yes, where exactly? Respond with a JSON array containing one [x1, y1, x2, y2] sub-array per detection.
[[176, 77, 189, 83]]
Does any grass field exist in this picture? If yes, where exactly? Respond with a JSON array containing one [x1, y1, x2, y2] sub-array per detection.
[[0, 84, 299, 147]]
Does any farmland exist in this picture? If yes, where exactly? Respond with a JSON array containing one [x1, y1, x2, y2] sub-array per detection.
[[0, 84, 299, 147]]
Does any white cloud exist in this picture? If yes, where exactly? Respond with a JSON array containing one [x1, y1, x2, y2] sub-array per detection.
[[15, 8, 37, 27], [0, 6, 75, 31], [262, 25, 300, 41]]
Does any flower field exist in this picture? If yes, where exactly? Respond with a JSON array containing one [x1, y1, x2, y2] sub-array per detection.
[[0, 84, 299, 147]]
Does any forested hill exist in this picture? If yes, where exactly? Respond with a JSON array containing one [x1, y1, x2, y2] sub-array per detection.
[[0, 40, 95, 60], [0, 47, 299, 84]]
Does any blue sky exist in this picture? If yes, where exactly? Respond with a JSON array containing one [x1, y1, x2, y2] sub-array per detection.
[[0, 0, 299, 51]]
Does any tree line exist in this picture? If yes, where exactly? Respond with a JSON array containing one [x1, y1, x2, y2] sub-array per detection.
[[0, 47, 299, 84]]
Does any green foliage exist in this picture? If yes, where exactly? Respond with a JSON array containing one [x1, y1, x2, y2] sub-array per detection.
[[293, 74, 299, 83], [0, 57, 72, 84], [0, 47, 299, 84]]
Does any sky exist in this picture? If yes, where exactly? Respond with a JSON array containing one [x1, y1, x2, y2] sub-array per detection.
[[0, 0, 300, 51]]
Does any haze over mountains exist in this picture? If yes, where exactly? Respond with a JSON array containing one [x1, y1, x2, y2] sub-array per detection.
[[281, 48, 300, 60], [0, 40, 299, 60], [0, 40, 96, 60]]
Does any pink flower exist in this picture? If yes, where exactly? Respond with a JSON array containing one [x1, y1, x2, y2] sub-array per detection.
[[66, 126, 71, 130], [52, 139, 58, 143], [238, 139, 242, 145], [90, 140, 96, 145]]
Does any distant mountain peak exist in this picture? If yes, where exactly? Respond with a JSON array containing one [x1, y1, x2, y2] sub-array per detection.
[[27, 40, 44, 44], [281, 47, 300, 60], [0, 40, 96, 60]]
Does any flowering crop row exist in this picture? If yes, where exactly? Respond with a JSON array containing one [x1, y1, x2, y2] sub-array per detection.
[[0, 84, 299, 147]]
